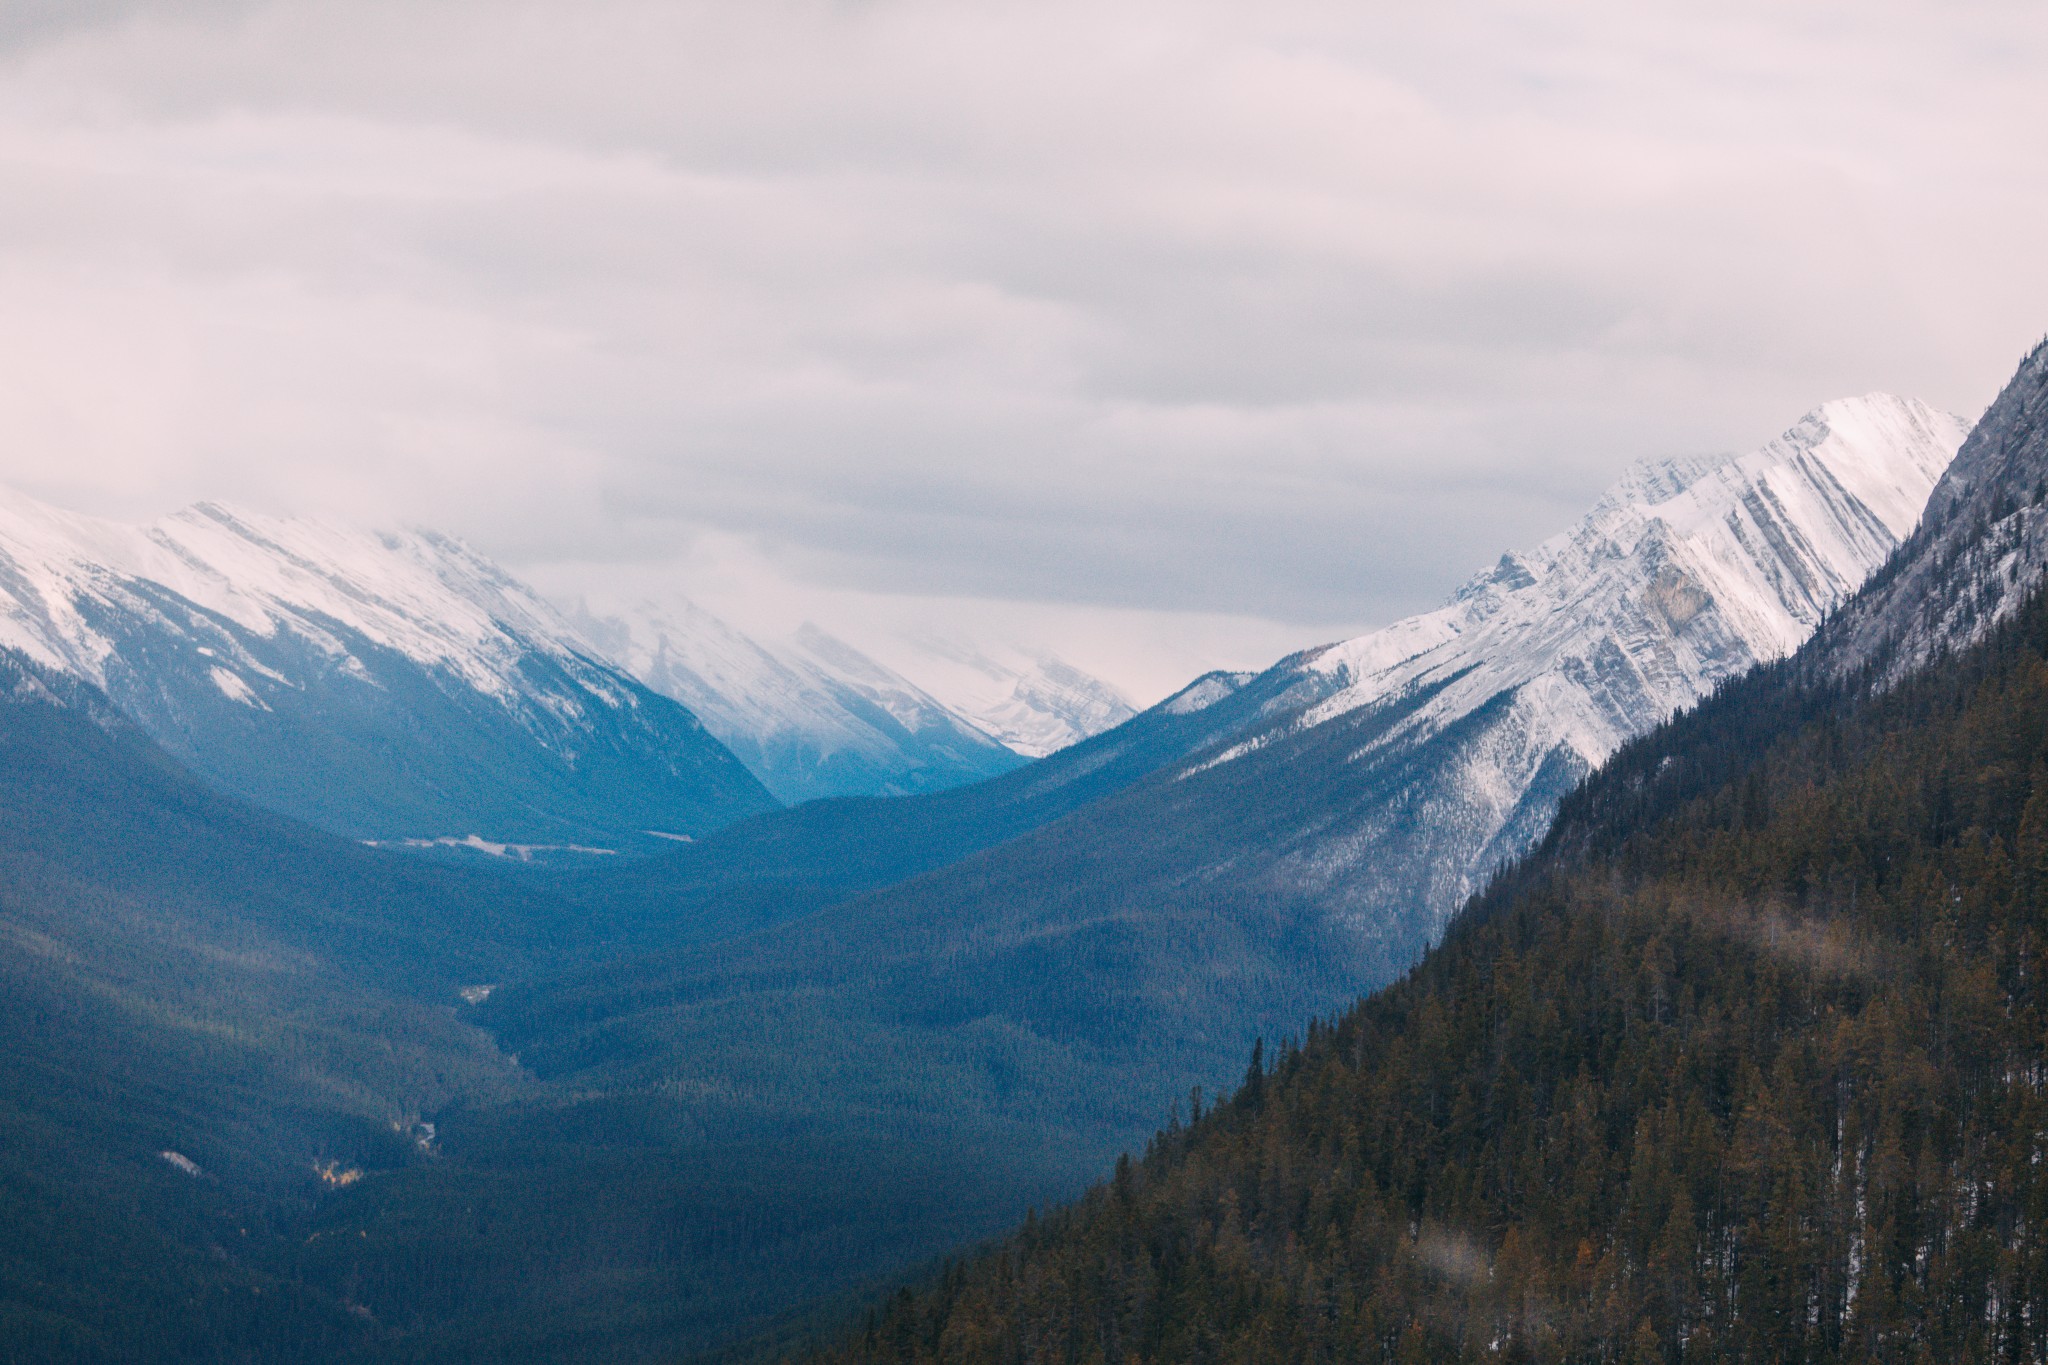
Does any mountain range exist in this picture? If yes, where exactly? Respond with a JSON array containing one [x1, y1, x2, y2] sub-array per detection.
[[1163, 391, 1967, 946], [0, 488, 1140, 845], [561, 601, 1081, 810], [0, 373, 1998, 1362], [0, 492, 776, 847]]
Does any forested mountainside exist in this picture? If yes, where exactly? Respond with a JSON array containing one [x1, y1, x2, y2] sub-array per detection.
[[0, 357, 2015, 1364], [803, 345, 2048, 1365], [0, 651, 573, 1363], [0, 648, 1318, 1365], [0, 491, 775, 846], [544, 663, 1317, 949]]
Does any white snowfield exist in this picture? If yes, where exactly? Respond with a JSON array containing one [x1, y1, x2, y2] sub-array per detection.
[[0, 492, 616, 712], [1177, 394, 1969, 926]]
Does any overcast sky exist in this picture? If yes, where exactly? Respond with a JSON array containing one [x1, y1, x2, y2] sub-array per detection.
[[1, 0, 2045, 701]]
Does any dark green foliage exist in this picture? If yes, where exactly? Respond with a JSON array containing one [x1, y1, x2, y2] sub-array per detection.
[[0, 658, 562, 1362], [802, 579, 2048, 1364]]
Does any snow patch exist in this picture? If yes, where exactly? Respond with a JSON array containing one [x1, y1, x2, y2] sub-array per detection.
[[1163, 673, 1246, 715], [364, 834, 619, 861], [207, 666, 267, 709]]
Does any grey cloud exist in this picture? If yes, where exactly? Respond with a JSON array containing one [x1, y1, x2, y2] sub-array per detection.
[[0, 0, 2043, 694]]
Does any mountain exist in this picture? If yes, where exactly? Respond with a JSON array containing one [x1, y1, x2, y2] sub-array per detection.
[[1163, 391, 1967, 943], [566, 595, 1136, 803], [858, 634, 1138, 758], [547, 394, 1963, 974], [1823, 341, 2048, 681], [457, 392, 1963, 1353], [0, 489, 776, 847], [802, 341, 2048, 1365]]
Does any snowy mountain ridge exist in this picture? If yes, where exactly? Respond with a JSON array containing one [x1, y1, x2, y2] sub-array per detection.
[[0, 487, 778, 844], [1820, 341, 2048, 685], [0, 494, 596, 708], [0, 479, 1133, 825], [1161, 392, 1969, 934]]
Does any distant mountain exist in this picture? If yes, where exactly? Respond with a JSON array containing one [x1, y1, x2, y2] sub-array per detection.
[[0, 490, 776, 847], [864, 635, 1138, 758], [566, 596, 1132, 803]]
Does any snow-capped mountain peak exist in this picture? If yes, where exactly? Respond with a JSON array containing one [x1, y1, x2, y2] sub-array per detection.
[[561, 597, 1141, 802], [560, 598, 1028, 804], [1167, 391, 1967, 937], [1286, 393, 1966, 775], [0, 491, 587, 697], [0, 486, 775, 844]]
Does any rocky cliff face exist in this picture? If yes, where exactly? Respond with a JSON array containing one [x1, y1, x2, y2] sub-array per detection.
[[1818, 341, 2048, 684]]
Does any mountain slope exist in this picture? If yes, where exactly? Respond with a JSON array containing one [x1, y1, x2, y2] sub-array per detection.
[[1823, 339, 2048, 681], [557, 394, 1962, 965], [1171, 391, 1965, 940], [531, 391, 1963, 1027], [802, 343, 2048, 1365], [0, 651, 574, 1362], [0, 491, 776, 846], [546, 662, 1320, 952]]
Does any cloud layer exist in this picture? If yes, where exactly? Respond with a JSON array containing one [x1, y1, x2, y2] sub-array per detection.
[[1, 0, 2044, 697]]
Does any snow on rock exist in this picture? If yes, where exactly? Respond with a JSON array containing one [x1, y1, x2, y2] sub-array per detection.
[[1286, 394, 1964, 777], [1182, 393, 1969, 933], [1162, 672, 1253, 717], [0, 492, 598, 706], [207, 666, 267, 708], [1820, 341, 2048, 685]]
